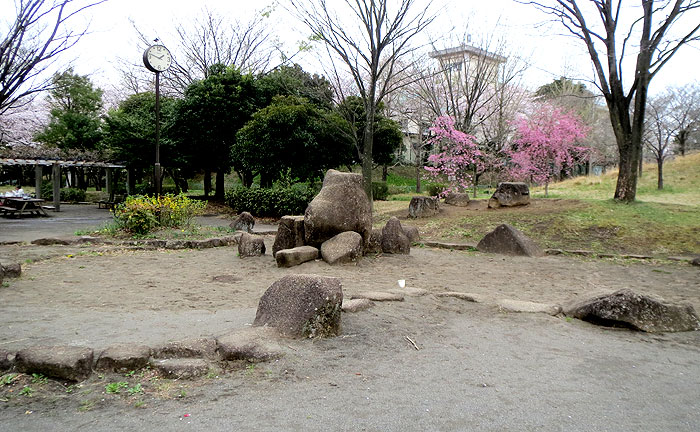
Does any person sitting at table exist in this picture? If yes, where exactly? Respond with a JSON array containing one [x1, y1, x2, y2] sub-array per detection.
[[11, 185, 24, 197]]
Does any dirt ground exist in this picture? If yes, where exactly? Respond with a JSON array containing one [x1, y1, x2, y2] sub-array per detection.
[[1, 236, 699, 431]]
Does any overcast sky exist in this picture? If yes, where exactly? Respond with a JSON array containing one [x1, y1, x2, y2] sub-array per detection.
[[3, 0, 700, 98]]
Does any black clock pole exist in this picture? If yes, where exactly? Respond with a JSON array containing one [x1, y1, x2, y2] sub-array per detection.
[[155, 70, 161, 196]]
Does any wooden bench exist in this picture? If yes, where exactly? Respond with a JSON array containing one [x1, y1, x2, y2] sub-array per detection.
[[0, 205, 18, 216], [97, 200, 115, 209]]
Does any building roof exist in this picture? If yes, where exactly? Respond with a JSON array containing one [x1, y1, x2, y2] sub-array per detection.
[[429, 44, 507, 64], [0, 158, 125, 168]]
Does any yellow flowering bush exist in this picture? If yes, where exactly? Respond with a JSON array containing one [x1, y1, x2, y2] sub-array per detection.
[[113, 194, 206, 235]]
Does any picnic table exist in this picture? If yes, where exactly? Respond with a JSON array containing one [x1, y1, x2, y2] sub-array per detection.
[[0, 197, 49, 217]]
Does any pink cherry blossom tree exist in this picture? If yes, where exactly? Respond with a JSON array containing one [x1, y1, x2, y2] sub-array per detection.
[[509, 103, 589, 196], [423, 115, 481, 196]]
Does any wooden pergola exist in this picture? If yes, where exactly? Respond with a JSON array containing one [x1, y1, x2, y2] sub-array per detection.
[[0, 158, 126, 212]]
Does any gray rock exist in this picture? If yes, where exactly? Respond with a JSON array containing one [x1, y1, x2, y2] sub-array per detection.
[[230, 211, 255, 233], [497, 299, 562, 316], [408, 196, 440, 218], [321, 231, 363, 265], [275, 246, 319, 268], [351, 291, 405, 302], [0, 349, 12, 370], [488, 182, 530, 208], [381, 217, 410, 254], [304, 170, 372, 248], [30, 237, 73, 246], [1, 263, 21, 278], [149, 358, 209, 379], [15, 346, 93, 381], [564, 289, 700, 333], [692, 257, 700, 267], [152, 337, 217, 359], [477, 224, 544, 257], [403, 225, 420, 243], [391, 287, 429, 297], [364, 228, 383, 255], [444, 192, 471, 206], [342, 298, 375, 313], [164, 239, 187, 249], [272, 215, 306, 257], [238, 232, 266, 257], [216, 328, 284, 362], [435, 292, 481, 302], [95, 344, 151, 372], [253, 274, 343, 338]]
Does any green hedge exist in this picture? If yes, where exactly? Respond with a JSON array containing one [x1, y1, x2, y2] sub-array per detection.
[[426, 183, 447, 197], [40, 183, 86, 202], [372, 181, 389, 200], [225, 184, 318, 217]]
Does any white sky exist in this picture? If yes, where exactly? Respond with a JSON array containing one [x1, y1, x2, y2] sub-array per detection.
[[3, 0, 700, 97]]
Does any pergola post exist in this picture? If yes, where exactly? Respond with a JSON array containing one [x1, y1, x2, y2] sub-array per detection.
[[35, 165, 43, 199], [106, 167, 113, 202], [52, 163, 61, 212], [126, 169, 131, 195]]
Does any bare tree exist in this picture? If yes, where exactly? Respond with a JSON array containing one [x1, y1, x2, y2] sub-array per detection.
[[0, 0, 107, 115], [519, 0, 700, 202], [290, 0, 436, 201], [644, 93, 675, 189], [667, 83, 700, 156]]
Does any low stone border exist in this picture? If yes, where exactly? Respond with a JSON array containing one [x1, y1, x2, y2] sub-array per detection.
[[27, 235, 244, 250]]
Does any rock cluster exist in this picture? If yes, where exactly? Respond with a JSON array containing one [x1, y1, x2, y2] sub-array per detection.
[[488, 182, 530, 208]]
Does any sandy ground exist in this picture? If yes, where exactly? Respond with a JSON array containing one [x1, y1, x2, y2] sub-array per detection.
[[1, 235, 699, 431]]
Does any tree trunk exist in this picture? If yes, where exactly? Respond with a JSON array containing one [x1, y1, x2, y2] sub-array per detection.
[[381, 165, 388, 182], [657, 158, 664, 190], [204, 171, 211, 197], [215, 171, 225, 201], [545, 181, 549, 198], [362, 103, 376, 206], [638, 145, 643, 178], [415, 146, 422, 193], [473, 166, 478, 198]]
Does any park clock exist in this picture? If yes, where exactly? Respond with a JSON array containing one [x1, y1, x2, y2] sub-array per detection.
[[143, 44, 172, 73]]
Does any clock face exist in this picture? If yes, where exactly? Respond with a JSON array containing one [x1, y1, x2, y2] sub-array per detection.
[[143, 44, 172, 72]]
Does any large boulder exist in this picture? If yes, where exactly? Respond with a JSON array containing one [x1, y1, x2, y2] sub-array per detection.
[[444, 192, 471, 207], [304, 170, 372, 247], [272, 215, 306, 257], [230, 212, 255, 233], [408, 196, 439, 218], [253, 274, 343, 338], [238, 232, 266, 257], [476, 224, 544, 257], [275, 246, 319, 268], [403, 225, 420, 243], [488, 182, 530, 208], [564, 289, 700, 333], [321, 231, 363, 265], [15, 346, 94, 381], [381, 217, 410, 254]]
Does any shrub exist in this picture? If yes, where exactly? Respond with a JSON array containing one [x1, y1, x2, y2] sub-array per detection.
[[372, 181, 389, 200], [225, 184, 318, 217], [113, 194, 206, 235], [39, 183, 86, 202], [426, 183, 447, 197]]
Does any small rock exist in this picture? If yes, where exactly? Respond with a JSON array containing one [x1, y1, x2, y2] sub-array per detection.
[[152, 337, 217, 359], [272, 216, 306, 257], [216, 328, 284, 363], [341, 298, 375, 313], [351, 291, 404, 302], [444, 192, 471, 206], [15, 346, 93, 381], [364, 228, 383, 255], [275, 246, 319, 268], [230, 211, 255, 233], [488, 182, 530, 208], [477, 224, 544, 257], [1, 263, 22, 278], [692, 257, 700, 267], [381, 217, 410, 254], [149, 358, 209, 379], [403, 225, 420, 243], [238, 232, 266, 257], [497, 299, 562, 316], [435, 292, 481, 302], [564, 289, 700, 333], [321, 231, 363, 265], [30, 237, 72, 246], [408, 196, 439, 218], [0, 349, 13, 370], [390, 287, 428, 297], [95, 344, 151, 372], [254, 274, 343, 338]]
